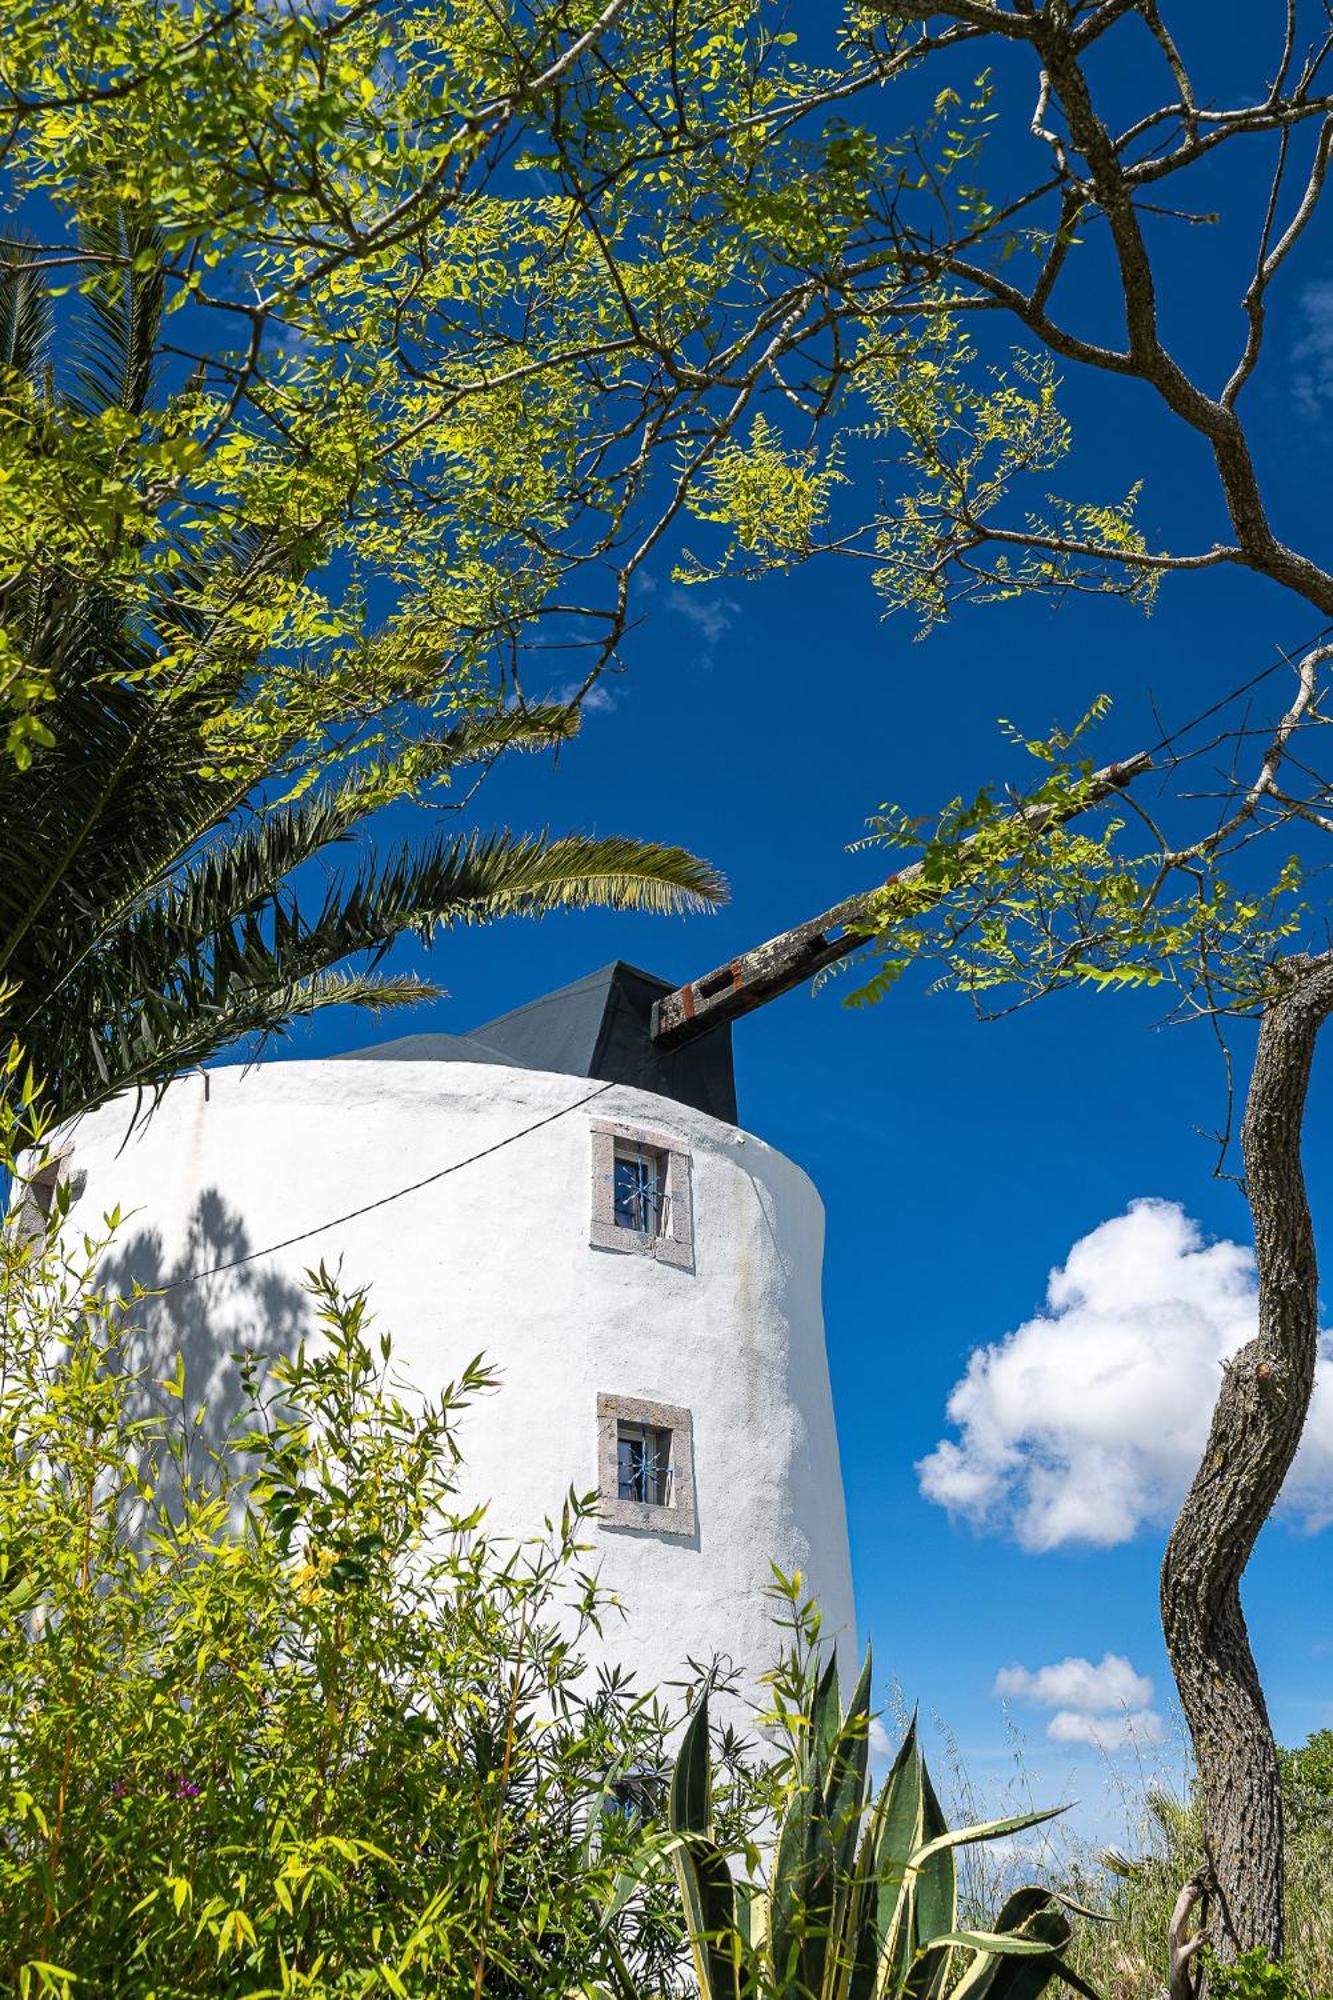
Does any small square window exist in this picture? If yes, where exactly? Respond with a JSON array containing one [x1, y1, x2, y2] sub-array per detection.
[[617, 1420, 672, 1504], [613, 1142, 668, 1237], [590, 1121, 693, 1268], [597, 1393, 696, 1537], [604, 1768, 665, 1824]]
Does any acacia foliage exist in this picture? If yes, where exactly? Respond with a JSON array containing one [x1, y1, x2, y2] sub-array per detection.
[[0, 0, 923, 772], [0, 1056, 771, 1996], [0, 251, 727, 1125]]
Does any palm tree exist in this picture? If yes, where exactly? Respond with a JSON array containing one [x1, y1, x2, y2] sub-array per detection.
[[0, 226, 723, 1125]]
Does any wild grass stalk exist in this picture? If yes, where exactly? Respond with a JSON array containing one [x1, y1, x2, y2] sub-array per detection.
[[934, 1708, 1333, 2000]]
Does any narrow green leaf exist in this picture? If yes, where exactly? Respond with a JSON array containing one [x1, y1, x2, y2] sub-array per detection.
[[671, 1694, 712, 1839], [907, 1801, 1068, 1872], [930, 1931, 1058, 1956]]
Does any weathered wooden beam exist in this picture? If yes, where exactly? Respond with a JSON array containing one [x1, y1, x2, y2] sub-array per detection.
[[651, 750, 1153, 1048]]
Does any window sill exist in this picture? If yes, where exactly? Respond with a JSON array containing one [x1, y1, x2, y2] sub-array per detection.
[[589, 1219, 693, 1268]]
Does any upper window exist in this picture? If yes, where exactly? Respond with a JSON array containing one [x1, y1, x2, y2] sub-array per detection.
[[590, 1119, 693, 1268], [613, 1141, 668, 1237]]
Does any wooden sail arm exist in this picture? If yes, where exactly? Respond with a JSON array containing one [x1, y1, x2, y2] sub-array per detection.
[[651, 750, 1153, 1048]]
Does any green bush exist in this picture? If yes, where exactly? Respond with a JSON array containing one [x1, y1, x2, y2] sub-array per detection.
[[1048, 1773, 1332, 2000], [0, 1055, 754, 1996], [1206, 1950, 1315, 2000]]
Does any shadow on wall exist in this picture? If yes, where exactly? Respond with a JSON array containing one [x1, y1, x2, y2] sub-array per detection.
[[99, 1186, 311, 1474]]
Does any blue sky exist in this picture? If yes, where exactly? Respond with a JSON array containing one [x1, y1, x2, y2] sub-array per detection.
[[264, 10, 1333, 1846]]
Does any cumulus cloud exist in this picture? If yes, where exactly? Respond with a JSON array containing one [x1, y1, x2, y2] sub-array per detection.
[[868, 1716, 895, 1761], [556, 678, 617, 714], [994, 1653, 1153, 1714], [994, 1652, 1164, 1752], [918, 1199, 1333, 1550], [1292, 280, 1333, 416], [1045, 1709, 1165, 1751]]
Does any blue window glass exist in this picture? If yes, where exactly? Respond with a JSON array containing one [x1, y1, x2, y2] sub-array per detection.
[[613, 1143, 666, 1235], [616, 1422, 672, 1505]]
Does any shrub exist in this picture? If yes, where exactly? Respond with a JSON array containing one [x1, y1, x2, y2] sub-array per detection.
[[1206, 1950, 1314, 2000], [0, 1056, 738, 1996]]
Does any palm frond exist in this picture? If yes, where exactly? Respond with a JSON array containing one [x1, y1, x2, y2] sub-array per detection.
[[55, 828, 721, 1035], [56, 969, 442, 1122], [1, 239, 724, 1128], [27, 828, 724, 1120], [0, 243, 54, 382], [69, 212, 166, 419], [403, 829, 728, 921], [339, 701, 582, 804]]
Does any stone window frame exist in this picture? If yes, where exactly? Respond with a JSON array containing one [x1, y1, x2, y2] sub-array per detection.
[[589, 1117, 693, 1269], [596, 1392, 696, 1537]]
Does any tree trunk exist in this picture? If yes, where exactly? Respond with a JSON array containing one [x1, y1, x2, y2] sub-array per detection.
[[1160, 952, 1333, 1960]]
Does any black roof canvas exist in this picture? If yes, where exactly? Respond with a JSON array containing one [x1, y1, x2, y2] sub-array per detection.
[[338, 962, 737, 1123]]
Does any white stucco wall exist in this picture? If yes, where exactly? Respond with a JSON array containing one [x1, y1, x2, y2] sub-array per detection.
[[59, 1058, 857, 1702]]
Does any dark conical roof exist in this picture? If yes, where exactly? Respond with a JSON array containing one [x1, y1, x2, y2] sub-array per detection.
[[337, 962, 737, 1123]]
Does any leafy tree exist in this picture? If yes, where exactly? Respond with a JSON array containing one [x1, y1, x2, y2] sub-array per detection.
[[0, 244, 722, 1124], [1280, 1731, 1333, 1845], [838, 698, 1333, 1976], [0, 0, 985, 1122], [668, 4, 1333, 1968], [0, 0, 935, 766]]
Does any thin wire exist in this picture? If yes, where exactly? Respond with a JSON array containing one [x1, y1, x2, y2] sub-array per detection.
[[148, 632, 1333, 1291], [1144, 622, 1333, 761], [160, 1077, 617, 1292]]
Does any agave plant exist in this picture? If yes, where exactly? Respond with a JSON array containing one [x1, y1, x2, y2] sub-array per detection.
[[0, 224, 724, 1124], [656, 1652, 1095, 2000]]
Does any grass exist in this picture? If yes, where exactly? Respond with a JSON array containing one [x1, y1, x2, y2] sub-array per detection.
[[929, 1703, 1333, 2000]]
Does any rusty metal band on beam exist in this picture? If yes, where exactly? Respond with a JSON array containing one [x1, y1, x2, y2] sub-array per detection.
[[651, 750, 1153, 1049]]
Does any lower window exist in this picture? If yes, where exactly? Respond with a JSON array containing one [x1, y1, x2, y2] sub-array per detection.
[[596, 1392, 696, 1537], [604, 1769, 665, 1824]]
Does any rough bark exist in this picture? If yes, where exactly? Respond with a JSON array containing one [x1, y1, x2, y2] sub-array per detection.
[[1160, 952, 1333, 1959]]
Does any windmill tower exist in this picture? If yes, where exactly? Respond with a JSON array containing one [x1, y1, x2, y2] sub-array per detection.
[[50, 750, 1148, 1701], [60, 959, 858, 1700]]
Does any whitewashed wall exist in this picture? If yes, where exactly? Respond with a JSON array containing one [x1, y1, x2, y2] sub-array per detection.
[[62, 1059, 857, 1701]]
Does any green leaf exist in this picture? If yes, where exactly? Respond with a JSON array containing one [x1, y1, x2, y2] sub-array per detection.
[[671, 1694, 713, 1839]]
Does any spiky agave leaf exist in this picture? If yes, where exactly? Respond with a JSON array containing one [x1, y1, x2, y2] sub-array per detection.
[[659, 1673, 1079, 2000], [670, 1697, 742, 2000]]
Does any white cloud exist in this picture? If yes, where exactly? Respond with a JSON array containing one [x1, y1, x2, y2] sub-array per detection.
[[994, 1653, 1153, 1715], [868, 1716, 895, 1761], [918, 1199, 1333, 1550], [666, 585, 740, 657], [555, 679, 617, 714], [1293, 280, 1333, 416], [1045, 1708, 1165, 1751], [994, 1651, 1164, 1752]]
